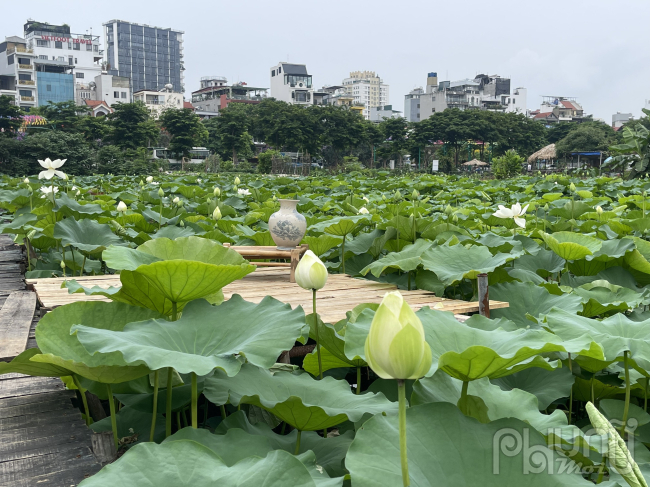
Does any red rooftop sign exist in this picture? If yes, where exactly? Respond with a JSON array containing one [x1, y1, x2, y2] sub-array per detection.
[[40, 36, 92, 45]]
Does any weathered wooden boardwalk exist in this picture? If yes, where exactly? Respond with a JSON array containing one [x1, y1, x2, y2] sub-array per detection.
[[0, 235, 101, 486], [28, 268, 508, 324]]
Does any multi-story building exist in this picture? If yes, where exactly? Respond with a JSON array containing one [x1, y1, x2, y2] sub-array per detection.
[[612, 112, 634, 128], [191, 76, 267, 114], [24, 21, 102, 86], [342, 71, 389, 119], [416, 72, 527, 120], [103, 20, 184, 94], [404, 87, 424, 122], [312, 85, 365, 116], [0, 36, 37, 109], [369, 105, 401, 122], [534, 96, 584, 122], [75, 72, 131, 106], [269, 62, 313, 105], [133, 85, 183, 119]]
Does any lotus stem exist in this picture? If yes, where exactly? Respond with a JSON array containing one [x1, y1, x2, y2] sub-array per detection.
[[150, 370, 159, 442], [590, 375, 595, 404], [294, 429, 302, 455], [397, 379, 410, 487], [596, 454, 607, 484], [461, 380, 469, 405], [176, 411, 181, 430], [645, 379, 648, 412], [341, 237, 346, 274], [621, 351, 631, 437], [356, 366, 361, 395], [407, 272, 411, 291], [220, 404, 227, 419], [313, 290, 323, 380], [72, 375, 91, 426], [159, 199, 163, 230], [80, 255, 86, 277], [106, 384, 118, 451], [568, 353, 573, 424], [191, 372, 198, 428], [166, 367, 173, 437]]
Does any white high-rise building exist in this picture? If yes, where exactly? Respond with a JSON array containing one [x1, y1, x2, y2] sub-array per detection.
[[342, 71, 389, 119], [269, 62, 313, 105]]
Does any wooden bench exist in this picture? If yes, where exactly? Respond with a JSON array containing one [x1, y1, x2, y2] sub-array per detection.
[[222, 244, 309, 283], [0, 292, 37, 362]]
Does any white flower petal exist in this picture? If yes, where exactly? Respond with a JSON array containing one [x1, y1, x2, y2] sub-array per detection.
[[514, 216, 526, 228], [54, 170, 67, 179], [38, 169, 55, 180]]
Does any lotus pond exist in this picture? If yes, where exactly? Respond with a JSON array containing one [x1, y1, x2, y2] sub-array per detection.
[[2, 171, 650, 486]]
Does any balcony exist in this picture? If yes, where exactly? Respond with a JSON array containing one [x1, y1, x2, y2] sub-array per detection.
[[18, 64, 33, 70], [7, 46, 34, 55], [20, 96, 35, 102], [18, 79, 35, 86]]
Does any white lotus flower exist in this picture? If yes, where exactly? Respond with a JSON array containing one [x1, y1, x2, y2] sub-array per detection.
[[172, 197, 180, 204], [234, 176, 241, 185], [71, 186, 77, 191], [363, 196, 369, 203], [358, 207, 369, 214], [295, 250, 328, 291], [116, 201, 127, 213], [238, 188, 251, 196], [492, 202, 529, 228], [23, 178, 29, 184], [146, 176, 154, 183], [39, 185, 59, 197], [213, 206, 222, 220], [196, 178, 202, 183], [37, 158, 67, 180]]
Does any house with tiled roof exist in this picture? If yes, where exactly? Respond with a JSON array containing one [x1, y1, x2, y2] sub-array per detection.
[[83, 99, 112, 117], [531, 96, 585, 123]]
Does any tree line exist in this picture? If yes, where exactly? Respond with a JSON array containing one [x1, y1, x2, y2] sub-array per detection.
[[0, 94, 632, 176]]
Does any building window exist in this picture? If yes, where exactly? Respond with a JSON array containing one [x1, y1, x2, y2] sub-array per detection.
[[69, 56, 73, 66], [512, 98, 516, 104], [86, 43, 92, 51], [121, 92, 127, 99], [278, 66, 281, 73], [76, 72, 84, 79], [75, 58, 78, 64], [47, 85, 52, 91], [114, 91, 119, 98], [73, 43, 80, 51], [55, 41, 63, 49], [36, 39, 48, 47], [19, 90, 32, 97], [271, 70, 275, 77], [39, 55, 47, 60], [94, 45, 98, 52]]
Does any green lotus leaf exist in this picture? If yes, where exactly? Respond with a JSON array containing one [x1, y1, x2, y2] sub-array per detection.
[[359, 240, 433, 277], [573, 280, 647, 317], [540, 231, 603, 261], [0, 212, 37, 234], [546, 308, 650, 374], [78, 442, 320, 487], [204, 364, 397, 431], [54, 217, 124, 254], [303, 317, 365, 374], [302, 235, 343, 257], [549, 201, 593, 220], [73, 296, 305, 376], [411, 371, 568, 432], [345, 307, 602, 381], [309, 215, 369, 236], [491, 367, 575, 410], [514, 248, 566, 277], [32, 301, 163, 383], [55, 193, 105, 217], [489, 281, 584, 327], [215, 410, 354, 478], [0, 348, 73, 377], [346, 402, 594, 487], [420, 244, 514, 285], [151, 225, 196, 239], [625, 238, 650, 274], [102, 246, 162, 271], [474, 232, 525, 256], [587, 238, 635, 262], [91, 405, 166, 444], [136, 236, 247, 264], [116, 379, 204, 413]]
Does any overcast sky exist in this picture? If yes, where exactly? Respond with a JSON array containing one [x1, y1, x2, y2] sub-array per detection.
[[4, 0, 649, 122]]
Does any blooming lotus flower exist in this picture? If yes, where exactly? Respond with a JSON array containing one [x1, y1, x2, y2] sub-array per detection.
[[37, 158, 66, 180], [75, 190, 80, 196], [363, 196, 369, 203], [358, 207, 369, 215], [365, 291, 432, 380], [116, 201, 127, 213], [196, 178, 202, 183], [234, 177, 241, 185], [295, 250, 328, 291], [586, 402, 646, 486], [238, 188, 251, 196], [71, 186, 77, 191], [492, 202, 529, 228], [146, 176, 154, 183], [213, 206, 222, 220], [39, 185, 59, 196]]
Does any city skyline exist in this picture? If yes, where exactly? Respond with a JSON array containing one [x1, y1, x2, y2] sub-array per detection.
[[0, 0, 648, 121]]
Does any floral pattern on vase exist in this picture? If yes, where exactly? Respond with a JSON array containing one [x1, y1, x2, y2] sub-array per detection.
[[269, 199, 307, 250]]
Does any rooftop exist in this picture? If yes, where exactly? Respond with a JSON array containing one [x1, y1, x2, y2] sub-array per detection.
[[102, 19, 184, 34]]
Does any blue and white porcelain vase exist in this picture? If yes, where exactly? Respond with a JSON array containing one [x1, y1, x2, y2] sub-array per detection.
[[269, 199, 307, 250]]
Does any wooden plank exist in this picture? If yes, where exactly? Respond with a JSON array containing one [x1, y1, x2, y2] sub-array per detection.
[[0, 377, 64, 399], [0, 292, 37, 362], [0, 447, 100, 484]]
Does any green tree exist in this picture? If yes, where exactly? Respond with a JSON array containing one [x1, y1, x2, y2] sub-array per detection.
[[492, 149, 525, 179], [607, 109, 650, 178], [36, 100, 89, 131], [257, 149, 278, 174], [546, 122, 574, 144], [0, 96, 23, 137], [204, 104, 252, 163], [159, 108, 208, 159], [107, 102, 159, 150], [78, 116, 109, 145], [555, 122, 618, 157]]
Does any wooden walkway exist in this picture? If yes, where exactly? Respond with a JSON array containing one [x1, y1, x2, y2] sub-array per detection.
[[0, 235, 101, 486], [27, 268, 508, 324]]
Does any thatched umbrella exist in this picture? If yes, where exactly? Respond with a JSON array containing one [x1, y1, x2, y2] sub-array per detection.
[[528, 144, 556, 163], [462, 159, 489, 166]]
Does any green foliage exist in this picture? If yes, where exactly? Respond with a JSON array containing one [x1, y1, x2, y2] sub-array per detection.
[[555, 121, 619, 156], [491, 149, 525, 179], [107, 102, 159, 150], [36, 100, 90, 131], [159, 108, 208, 158], [0, 95, 23, 137], [607, 110, 650, 178], [257, 150, 278, 174]]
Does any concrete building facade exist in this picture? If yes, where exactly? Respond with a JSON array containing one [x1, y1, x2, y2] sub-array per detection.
[[342, 71, 389, 119], [612, 112, 634, 128], [369, 105, 401, 122], [133, 86, 183, 119], [0, 36, 38, 109], [103, 20, 184, 93], [192, 76, 267, 114], [270, 62, 313, 105], [404, 87, 423, 122]]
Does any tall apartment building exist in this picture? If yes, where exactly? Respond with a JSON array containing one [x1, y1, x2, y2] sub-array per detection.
[[342, 71, 389, 119], [0, 36, 38, 109], [103, 20, 184, 93], [269, 62, 313, 105]]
